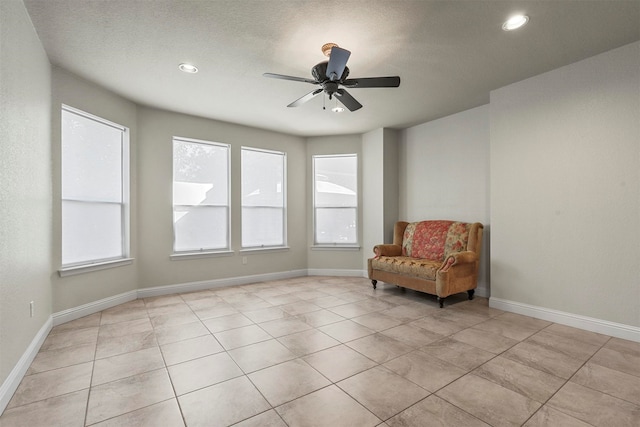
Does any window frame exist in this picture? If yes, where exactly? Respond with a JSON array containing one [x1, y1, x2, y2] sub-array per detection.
[[171, 136, 232, 258], [240, 146, 288, 251], [312, 153, 359, 249], [59, 104, 131, 276]]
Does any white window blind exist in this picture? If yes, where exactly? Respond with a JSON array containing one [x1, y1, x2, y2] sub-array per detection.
[[241, 147, 286, 248], [313, 154, 358, 245], [61, 106, 129, 266], [173, 137, 230, 253]]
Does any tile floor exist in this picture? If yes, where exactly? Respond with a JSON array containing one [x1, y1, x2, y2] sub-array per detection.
[[1, 276, 639, 426]]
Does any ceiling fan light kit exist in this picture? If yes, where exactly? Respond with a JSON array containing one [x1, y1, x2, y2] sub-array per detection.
[[263, 43, 401, 112]]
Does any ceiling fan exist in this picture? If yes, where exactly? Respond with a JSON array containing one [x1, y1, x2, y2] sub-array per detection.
[[263, 43, 401, 112]]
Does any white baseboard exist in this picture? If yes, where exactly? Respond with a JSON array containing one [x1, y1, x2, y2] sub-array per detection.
[[490, 297, 640, 343], [137, 269, 309, 298], [52, 290, 138, 327], [0, 317, 52, 414]]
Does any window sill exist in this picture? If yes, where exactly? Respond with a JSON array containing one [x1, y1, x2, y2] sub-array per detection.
[[170, 250, 234, 261], [59, 258, 134, 277], [239, 246, 290, 255], [311, 245, 361, 251]]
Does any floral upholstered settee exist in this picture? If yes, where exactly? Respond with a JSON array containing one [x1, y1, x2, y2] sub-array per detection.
[[368, 220, 483, 307]]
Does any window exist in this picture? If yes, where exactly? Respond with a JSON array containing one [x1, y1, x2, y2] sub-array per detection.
[[313, 154, 358, 245], [61, 105, 130, 268], [173, 137, 230, 253], [241, 147, 286, 248]]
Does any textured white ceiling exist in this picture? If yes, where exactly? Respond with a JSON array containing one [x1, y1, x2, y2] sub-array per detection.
[[24, 0, 640, 137]]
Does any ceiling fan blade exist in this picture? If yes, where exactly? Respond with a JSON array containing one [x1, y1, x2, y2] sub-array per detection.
[[342, 76, 401, 88], [326, 47, 351, 81], [287, 89, 323, 107], [263, 73, 318, 84], [335, 89, 363, 112]]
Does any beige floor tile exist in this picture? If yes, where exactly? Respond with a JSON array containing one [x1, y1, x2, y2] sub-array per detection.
[[471, 316, 541, 341], [472, 356, 565, 403], [604, 337, 640, 356], [214, 324, 272, 350], [387, 395, 490, 427], [329, 301, 380, 318], [451, 327, 519, 354], [492, 312, 551, 332], [145, 302, 193, 317], [547, 381, 640, 427], [589, 346, 640, 377], [7, 362, 93, 409], [380, 324, 444, 348], [572, 362, 640, 405], [409, 316, 466, 336], [228, 339, 297, 373], [168, 351, 243, 395], [307, 295, 349, 309], [149, 310, 200, 328], [98, 317, 153, 339], [0, 389, 88, 427], [280, 300, 322, 315], [436, 374, 541, 427], [248, 359, 331, 406], [527, 330, 601, 361], [144, 294, 185, 308], [543, 323, 610, 346], [277, 328, 340, 356], [153, 320, 210, 346], [523, 405, 593, 427], [178, 376, 270, 426], [160, 334, 224, 365], [295, 309, 345, 327], [243, 306, 290, 323], [40, 327, 98, 352], [383, 350, 466, 392], [86, 368, 175, 425], [318, 319, 374, 343], [179, 289, 216, 302], [502, 340, 587, 379], [100, 303, 148, 326], [183, 295, 225, 310], [261, 293, 304, 306], [381, 303, 440, 322], [96, 330, 157, 360], [234, 409, 287, 427], [92, 346, 165, 386], [338, 366, 430, 420], [420, 338, 495, 371], [50, 313, 101, 334], [431, 309, 488, 328], [27, 342, 95, 374], [276, 385, 381, 427], [346, 333, 414, 364], [90, 398, 185, 426], [352, 312, 403, 332], [303, 344, 377, 382], [202, 312, 254, 333], [259, 317, 313, 337], [192, 302, 239, 320]]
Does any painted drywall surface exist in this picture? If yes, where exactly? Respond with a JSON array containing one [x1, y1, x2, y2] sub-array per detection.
[[137, 107, 307, 288], [306, 134, 363, 270], [50, 67, 139, 312], [361, 128, 400, 270], [490, 41, 640, 326], [398, 105, 490, 293], [0, 0, 52, 386]]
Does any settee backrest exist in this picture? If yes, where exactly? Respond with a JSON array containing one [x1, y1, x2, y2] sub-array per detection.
[[394, 220, 482, 261]]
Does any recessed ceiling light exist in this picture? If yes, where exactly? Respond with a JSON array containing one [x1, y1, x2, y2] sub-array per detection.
[[178, 63, 198, 73], [502, 15, 529, 31]]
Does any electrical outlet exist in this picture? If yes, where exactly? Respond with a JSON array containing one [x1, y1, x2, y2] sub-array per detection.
[[30, 301, 34, 318], [242, 256, 247, 265]]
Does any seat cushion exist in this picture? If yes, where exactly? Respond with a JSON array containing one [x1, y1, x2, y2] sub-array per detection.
[[370, 256, 440, 281]]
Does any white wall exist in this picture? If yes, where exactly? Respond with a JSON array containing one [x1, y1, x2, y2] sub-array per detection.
[[0, 0, 52, 392], [399, 105, 490, 294], [50, 67, 139, 312], [137, 107, 307, 288], [490, 41, 640, 327], [306, 134, 363, 271]]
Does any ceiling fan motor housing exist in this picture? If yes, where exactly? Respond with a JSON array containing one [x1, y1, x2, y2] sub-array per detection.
[[312, 62, 350, 84]]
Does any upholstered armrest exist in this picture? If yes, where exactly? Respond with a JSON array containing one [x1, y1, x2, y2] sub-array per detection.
[[440, 251, 477, 272], [373, 244, 402, 258]]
